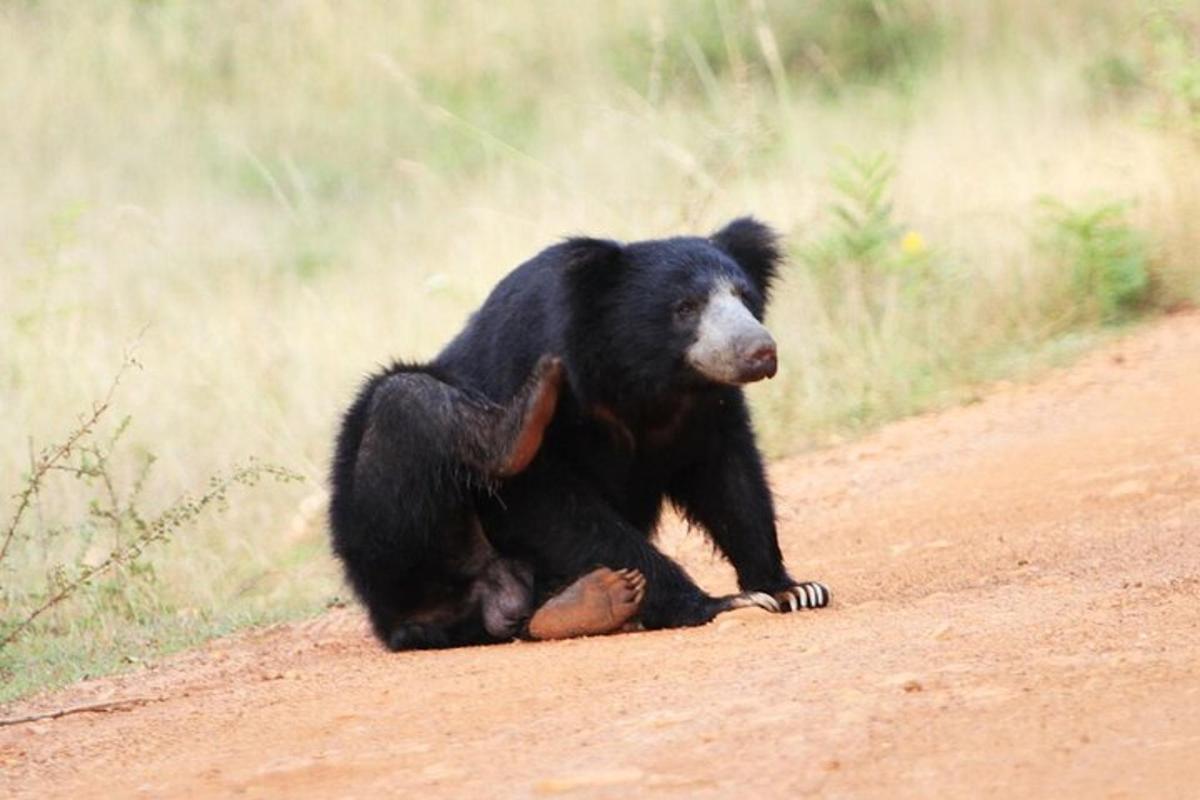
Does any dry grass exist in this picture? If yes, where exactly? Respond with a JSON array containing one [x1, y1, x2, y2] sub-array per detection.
[[1, 0, 1197, 698]]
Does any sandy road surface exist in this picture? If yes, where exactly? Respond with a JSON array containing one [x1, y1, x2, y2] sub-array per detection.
[[3, 313, 1199, 799]]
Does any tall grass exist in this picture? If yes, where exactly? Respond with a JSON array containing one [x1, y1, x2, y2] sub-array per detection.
[[1, 0, 1197, 699]]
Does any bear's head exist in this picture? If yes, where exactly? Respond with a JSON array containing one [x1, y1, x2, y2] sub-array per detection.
[[562, 217, 783, 411]]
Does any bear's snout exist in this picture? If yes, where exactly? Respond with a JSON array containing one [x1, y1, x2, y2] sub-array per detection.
[[741, 339, 778, 382], [686, 282, 778, 385]]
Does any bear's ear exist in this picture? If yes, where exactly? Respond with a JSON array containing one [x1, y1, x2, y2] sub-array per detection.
[[710, 216, 783, 298], [560, 236, 624, 300]]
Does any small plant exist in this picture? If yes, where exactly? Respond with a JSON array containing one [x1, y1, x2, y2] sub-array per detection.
[[801, 151, 938, 322], [1038, 199, 1151, 324], [0, 352, 303, 652], [818, 151, 901, 266]]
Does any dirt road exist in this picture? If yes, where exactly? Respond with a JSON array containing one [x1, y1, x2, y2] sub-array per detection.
[[4, 313, 1199, 799]]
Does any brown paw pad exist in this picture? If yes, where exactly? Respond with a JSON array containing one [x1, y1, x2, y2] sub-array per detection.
[[527, 567, 645, 641]]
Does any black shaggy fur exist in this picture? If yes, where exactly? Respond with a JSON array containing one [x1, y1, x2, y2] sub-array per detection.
[[330, 217, 810, 649]]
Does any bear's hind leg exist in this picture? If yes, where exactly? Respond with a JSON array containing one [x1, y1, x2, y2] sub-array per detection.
[[361, 355, 562, 488], [491, 355, 563, 476], [334, 358, 563, 651], [448, 354, 563, 478]]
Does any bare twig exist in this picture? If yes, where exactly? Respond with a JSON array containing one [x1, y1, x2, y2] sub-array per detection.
[[0, 461, 297, 650], [0, 695, 167, 727], [0, 330, 302, 653], [0, 352, 138, 565]]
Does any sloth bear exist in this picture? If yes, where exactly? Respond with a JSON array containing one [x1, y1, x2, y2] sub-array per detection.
[[330, 217, 829, 651]]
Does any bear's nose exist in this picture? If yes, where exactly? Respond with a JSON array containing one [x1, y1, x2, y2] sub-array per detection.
[[744, 342, 778, 380]]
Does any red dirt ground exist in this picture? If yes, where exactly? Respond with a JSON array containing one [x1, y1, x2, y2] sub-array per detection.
[[3, 313, 1199, 799]]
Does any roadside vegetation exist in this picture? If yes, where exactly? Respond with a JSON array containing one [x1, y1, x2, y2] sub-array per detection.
[[2, 0, 1197, 702]]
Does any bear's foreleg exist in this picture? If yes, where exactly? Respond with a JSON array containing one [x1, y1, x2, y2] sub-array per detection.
[[668, 403, 830, 613]]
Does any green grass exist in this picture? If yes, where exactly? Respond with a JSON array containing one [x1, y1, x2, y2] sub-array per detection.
[[1, 0, 1198, 703], [0, 604, 323, 705]]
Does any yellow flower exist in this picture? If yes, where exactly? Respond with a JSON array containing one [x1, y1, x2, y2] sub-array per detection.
[[900, 230, 927, 256]]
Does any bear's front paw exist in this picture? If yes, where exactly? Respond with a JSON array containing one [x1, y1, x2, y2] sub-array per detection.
[[739, 582, 830, 613]]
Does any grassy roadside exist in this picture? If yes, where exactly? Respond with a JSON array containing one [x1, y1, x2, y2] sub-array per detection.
[[2, 0, 1198, 703]]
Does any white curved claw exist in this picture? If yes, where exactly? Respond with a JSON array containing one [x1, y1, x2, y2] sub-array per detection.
[[746, 591, 781, 612], [776, 582, 832, 611], [799, 582, 829, 608], [730, 585, 830, 614]]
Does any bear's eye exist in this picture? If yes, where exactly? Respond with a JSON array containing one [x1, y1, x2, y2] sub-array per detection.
[[673, 298, 702, 318]]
